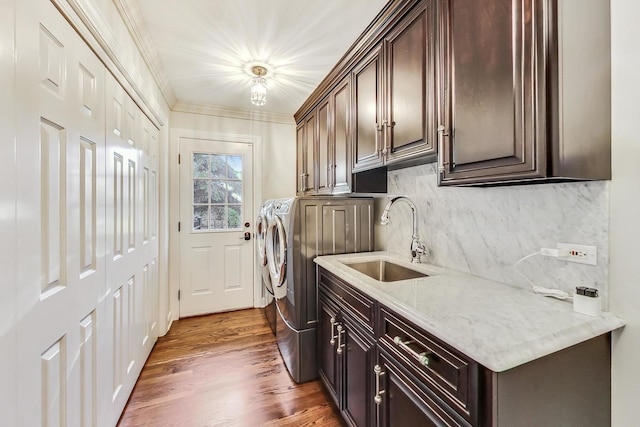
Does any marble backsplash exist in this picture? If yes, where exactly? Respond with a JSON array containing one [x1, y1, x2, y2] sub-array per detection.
[[382, 163, 610, 307]]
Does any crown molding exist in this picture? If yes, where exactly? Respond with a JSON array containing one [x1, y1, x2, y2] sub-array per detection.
[[172, 102, 295, 125], [113, 0, 177, 108], [51, 0, 168, 127]]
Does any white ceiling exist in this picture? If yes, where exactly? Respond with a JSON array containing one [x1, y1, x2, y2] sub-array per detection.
[[131, 0, 388, 117]]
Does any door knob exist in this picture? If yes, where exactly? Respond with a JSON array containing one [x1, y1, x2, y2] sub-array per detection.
[[240, 232, 251, 241]]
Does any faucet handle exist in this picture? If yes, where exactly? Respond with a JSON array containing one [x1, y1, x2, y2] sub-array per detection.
[[411, 240, 427, 263]]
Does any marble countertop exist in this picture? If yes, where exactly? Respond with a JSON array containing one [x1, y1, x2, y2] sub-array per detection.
[[314, 251, 624, 372]]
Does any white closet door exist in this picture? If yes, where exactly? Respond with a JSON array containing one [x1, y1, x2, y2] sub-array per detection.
[[15, 0, 106, 426], [104, 73, 161, 425], [139, 117, 161, 353], [0, 1, 17, 426]]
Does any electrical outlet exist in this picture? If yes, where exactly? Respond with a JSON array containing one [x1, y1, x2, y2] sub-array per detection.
[[556, 243, 597, 265]]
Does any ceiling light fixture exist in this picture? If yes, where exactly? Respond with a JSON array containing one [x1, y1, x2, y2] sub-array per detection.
[[250, 66, 267, 106]]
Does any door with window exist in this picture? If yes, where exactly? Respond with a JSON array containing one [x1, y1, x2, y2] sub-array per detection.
[[179, 138, 254, 317]]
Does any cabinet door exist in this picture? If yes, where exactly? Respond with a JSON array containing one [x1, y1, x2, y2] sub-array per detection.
[[303, 111, 317, 193], [439, 0, 545, 185], [316, 97, 332, 195], [352, 46, 384, 173], [318, 295, 341, 406], [376, 352, 470, 427], [296, 123, 306, 195], [341, 317, 375, 427], [385, 1, 436, 165], [332, 78, 352, 194]]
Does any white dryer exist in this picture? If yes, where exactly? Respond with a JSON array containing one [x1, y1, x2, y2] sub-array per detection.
[[256, 199, 275, 334]]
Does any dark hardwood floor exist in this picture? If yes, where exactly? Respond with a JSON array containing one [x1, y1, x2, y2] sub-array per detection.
[[117, 308, 344, 427]]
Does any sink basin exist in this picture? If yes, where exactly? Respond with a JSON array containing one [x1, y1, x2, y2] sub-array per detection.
[[342, 260, 428, 282]]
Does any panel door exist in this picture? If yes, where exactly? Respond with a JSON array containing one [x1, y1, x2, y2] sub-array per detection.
[[385, 1, 437, 165], [341, 317, 375, 427], [317, 96, 332, 195], [303, 111, 317, 194], [377, 352, 469, 427], [296, 123, 306, 195], [332, 77, 352, 194], [318, 295, 341, 406], [105, 73, 150, 420], [439, 0, 545, 184], [352, 45, 385, 173], [179, 138, 255, 317], [0, 1, 17, 424], [15, 0, 106, 425], [138, 116, 161, 356]]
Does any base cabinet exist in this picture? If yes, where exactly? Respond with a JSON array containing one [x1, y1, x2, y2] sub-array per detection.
[[318, 270, 376, 427], [317, 266, 613, 427]]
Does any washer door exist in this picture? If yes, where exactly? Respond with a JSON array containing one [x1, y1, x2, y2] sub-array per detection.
[[256, 213, 268, 266], [266, 215, 287, 289]]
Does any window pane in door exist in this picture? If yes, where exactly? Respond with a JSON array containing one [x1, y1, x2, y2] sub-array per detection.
[[193, 153, 209, 178], [193, 179, 209, 203], [228, 205, 242, 228], [210, 206, 225, 230], [193, 205, 209, 230], [191, 152, 244, 231], [227, 181, 242, 204], [210, 180, 226, 203], [227, 155, 242, 179], [210, 155, 226, 179]]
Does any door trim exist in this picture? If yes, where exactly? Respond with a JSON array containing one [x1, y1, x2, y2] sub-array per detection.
[[169, 129, 263, 321]]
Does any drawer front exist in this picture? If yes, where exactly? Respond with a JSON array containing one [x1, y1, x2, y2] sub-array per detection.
[[379, 306, 478, 425], [377, 350, 472, 427], [318, 268, 375, 331]]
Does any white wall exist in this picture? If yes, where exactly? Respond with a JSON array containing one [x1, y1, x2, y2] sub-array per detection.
[[168, 110, 296, 319], [385, 165, 610, 303], [170, 111, 296, 200], [610, 0, 640, 424]]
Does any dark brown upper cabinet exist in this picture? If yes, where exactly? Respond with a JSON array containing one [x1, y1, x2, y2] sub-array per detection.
[[353, 0, 437, 173], [437, 0, 611, 185], [296, 111, 317, 195], [297, 77, 353, 196]]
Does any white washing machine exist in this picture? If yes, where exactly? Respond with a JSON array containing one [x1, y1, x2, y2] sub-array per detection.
[[256, 199, 276, 335], [266, 197, 374, 383]]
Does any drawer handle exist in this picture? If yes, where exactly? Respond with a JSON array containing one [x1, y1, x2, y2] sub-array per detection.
[[373, 364, 385, 405], [329, 317, 338, 345], [393, 336, 430, 367], [336, 324, 345, 355]]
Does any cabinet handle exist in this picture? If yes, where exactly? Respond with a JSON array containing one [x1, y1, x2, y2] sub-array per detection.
[[331, 164, 335, 188], [336, 324, 345, 355], [374, 122, 383, 157], [437, 125, 449, 174], [393, 336, 431, 367], [329, 317, 338, 345], [382, 119, 389, 159], [373, 364, 386, 405]]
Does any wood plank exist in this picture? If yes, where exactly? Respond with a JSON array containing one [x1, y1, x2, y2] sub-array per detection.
[[118, 309, 344, 426]]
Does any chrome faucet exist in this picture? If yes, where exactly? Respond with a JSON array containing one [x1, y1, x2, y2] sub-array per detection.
[[380, 196, 426, 263]]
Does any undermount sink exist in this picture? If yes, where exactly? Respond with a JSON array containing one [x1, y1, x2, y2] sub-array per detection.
[[342, 260, 429, 282]]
